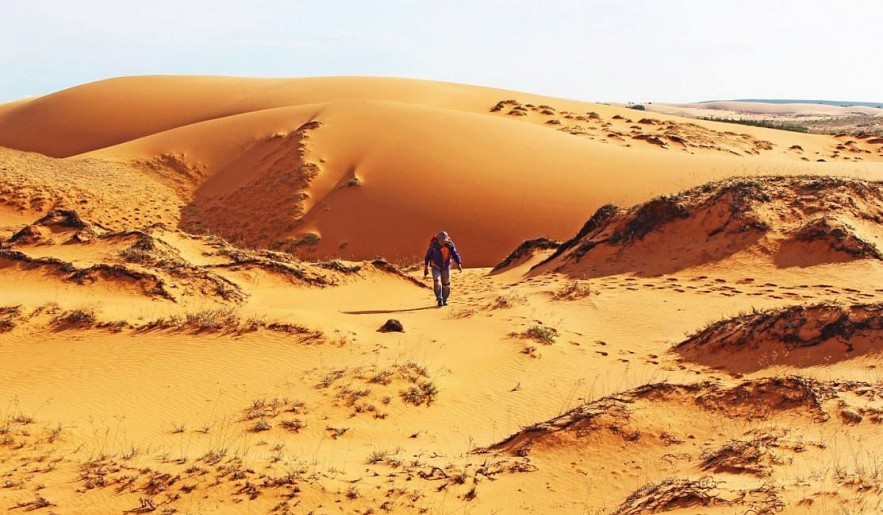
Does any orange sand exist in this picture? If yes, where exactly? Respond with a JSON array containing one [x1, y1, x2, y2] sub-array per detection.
[[2, 77, 883, 514]]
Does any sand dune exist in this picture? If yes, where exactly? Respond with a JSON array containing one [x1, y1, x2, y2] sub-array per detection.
[[675, 302, 883, 372], [483, 377, 883, 513], [4, 77, 883, 513], [3, 76, 883, 266], [529, 175, 883, 277]]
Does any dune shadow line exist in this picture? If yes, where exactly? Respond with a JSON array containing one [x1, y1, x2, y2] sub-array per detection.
[[342, 306, 438, 315]]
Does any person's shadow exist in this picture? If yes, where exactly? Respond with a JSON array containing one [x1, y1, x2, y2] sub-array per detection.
[[341, 305, 439, 315]]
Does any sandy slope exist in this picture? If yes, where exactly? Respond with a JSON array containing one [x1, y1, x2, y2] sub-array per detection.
[[4, 173, 883, 512], [4, 77, 883, 513]]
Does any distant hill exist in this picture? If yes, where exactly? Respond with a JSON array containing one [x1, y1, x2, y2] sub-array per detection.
[[712, 99, 883, 108]]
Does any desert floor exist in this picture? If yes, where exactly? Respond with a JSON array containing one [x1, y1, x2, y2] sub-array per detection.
[[2, 77, 883, 514]]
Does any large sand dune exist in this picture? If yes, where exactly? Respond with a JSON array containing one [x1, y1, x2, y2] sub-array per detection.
[[3, 76, 883, 266], [3, 76, 883, 513]]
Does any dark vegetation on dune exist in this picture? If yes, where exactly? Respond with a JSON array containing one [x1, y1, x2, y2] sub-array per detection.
[[678, 302, 883, 354], [527, 175, 883, 275]]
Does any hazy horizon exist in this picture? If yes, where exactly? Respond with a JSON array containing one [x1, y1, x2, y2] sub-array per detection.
[[2, 0, 882, 104]]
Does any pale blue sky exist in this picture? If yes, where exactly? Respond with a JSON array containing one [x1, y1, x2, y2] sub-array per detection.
[[2, 0, 881, 103]]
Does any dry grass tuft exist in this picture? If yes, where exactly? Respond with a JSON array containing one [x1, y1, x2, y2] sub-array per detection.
[[0, 305, 22, 332], [489, 293, 527, 310], [400, 382, 439, 406], [52, 308, 97, 329], [514, 324, 557, 344], [552, 280, 593, 300], [614, 477, 722, 514]]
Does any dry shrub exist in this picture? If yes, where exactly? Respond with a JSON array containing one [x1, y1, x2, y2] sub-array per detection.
[[701, 434, 783, 476], [552, 280, 593, 300], [0, 306, 21, 332], [489, 293, 527, 310], [614, 477, 722, 514], [400, 382, 439, 406], [517, 325, 557, 344], [52, 308, 97, 329], [280, 418, 307, 433]]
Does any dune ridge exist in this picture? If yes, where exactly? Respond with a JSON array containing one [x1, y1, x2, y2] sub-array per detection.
[[528, 175, 883, 277]]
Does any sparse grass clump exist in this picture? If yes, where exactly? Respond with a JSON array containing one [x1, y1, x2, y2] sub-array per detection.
[[553, 280, 593, 300], [400, 382, 438, 406], [0, 306, 21, 332], [515, 324, 557, 344], [184, 309, 239, 332], [367, 449, 390, 464], [521, 345, 538, 358], [614, 477, 721, 514], [489, 293, 527, 310], [317, 369, 347, 389], [52, 308, 97, 329], [250, 418, 271, 433], [701, 435, 780, 477], [291, 233, 321, 247], [139, 310, 322, 338], [280, 418, 307, 433]]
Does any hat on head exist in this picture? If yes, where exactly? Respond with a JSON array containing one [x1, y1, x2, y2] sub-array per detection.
[[437, 231, 449, 241]]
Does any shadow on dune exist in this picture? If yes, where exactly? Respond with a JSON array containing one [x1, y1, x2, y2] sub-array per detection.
[[341, 305, 439, 315]]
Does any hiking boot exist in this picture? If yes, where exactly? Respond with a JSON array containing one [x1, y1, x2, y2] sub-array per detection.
[[442, 299, 448, 306], [437, 298, 443, 307]]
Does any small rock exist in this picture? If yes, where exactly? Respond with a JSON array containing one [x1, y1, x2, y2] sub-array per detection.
[[379, 319, 404, 333]]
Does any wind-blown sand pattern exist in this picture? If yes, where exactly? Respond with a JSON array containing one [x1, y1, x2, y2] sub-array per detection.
[[2, 76, 883, 513]]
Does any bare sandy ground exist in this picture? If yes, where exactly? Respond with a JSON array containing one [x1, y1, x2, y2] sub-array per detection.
[[2, 77, 883, 514]]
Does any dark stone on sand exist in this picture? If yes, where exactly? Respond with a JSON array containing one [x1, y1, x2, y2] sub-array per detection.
[[379, 319, 404, 333]]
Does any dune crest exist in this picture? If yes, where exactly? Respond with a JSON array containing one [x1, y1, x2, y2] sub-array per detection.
[[530, 176, 883, 277]]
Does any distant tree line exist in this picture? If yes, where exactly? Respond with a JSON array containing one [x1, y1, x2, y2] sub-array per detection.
[[700, 117, 810, 133]]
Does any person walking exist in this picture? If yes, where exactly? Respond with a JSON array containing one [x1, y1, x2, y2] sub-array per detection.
[[423, 231, 463, 307]]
